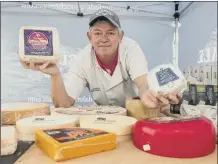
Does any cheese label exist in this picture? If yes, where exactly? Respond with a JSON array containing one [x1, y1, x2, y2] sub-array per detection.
[[44, 128, 108, 143], [156, 68, 179, 87], [94, 117, 116, 124], [24, 29, 53, 56]]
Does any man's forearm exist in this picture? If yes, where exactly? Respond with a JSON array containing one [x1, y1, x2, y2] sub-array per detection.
[[51, 73, 75, 108]]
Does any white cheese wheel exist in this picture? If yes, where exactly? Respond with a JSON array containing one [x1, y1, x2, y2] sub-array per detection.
[[19, 26, 60, 64], [147, 64, 187, 96], [80, 115, 137, 136], [1, 126, 18, 156], [17, 133, 35, 142], [53, 105, 127, 116], [1, 102, 50, 125], [16, 115, 78, 140]]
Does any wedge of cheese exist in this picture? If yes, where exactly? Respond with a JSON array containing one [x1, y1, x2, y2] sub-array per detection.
[[19, 26, 60, 64], [148, 64, 187, 96], [1, 126, 18, 156], [35, 127, 116, 162], [1, 102, 50, 125], [16, 115, 78, 141]]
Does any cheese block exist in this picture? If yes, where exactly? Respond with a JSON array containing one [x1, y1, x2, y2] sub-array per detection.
[[35, 127, 116, 162], [80, 115, 137, 136], [1, 126, 18, 156], [147, 64, 187, 96], [16, 115, 78, 141], [19, 26, 60, 64], [1, 102, 50, 125], [53, 105, 127, 117], [125, 97, 160, 120], [132, 116, 216, 158]]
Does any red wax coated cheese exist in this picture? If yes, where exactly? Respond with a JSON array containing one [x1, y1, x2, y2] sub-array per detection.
[[132, 117, 216, 158]]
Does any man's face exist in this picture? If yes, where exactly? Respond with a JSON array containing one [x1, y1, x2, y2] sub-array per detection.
[[88, 21, 123, 57]]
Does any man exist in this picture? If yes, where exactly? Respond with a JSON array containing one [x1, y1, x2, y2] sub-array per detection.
[[20, 8, 181, 109]]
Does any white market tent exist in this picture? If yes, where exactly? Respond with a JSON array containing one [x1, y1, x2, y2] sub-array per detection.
[[1, 1, 217, 69], [1, 1, 217, 105]]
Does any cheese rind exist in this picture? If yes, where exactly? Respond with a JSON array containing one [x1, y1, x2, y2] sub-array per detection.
[[35, 127, 116, 162], [1, 102, 50, 125], [80, 115, 137, 135], [148, 64, 187, 96], [19, 26, 60, 64], [1, 126, 18, 156], [16, 115, 78, 141]]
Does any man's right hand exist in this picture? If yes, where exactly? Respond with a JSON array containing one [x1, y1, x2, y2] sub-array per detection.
[[20, 59, 60, 76]]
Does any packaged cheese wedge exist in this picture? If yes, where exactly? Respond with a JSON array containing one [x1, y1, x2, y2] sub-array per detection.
[[16, 115, 78, 141], [19, 26, 60, 64], [35, 127, 116, 162], [147, 64, 188, 96], [1, 102, 50, 125], [1, 126, 18, 156]]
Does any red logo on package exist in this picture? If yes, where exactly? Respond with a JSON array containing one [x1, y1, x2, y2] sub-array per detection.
[[28, 32, 48, 50]]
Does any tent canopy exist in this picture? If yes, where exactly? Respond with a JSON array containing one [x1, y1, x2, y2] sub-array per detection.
[[1, 1, 217, 69]]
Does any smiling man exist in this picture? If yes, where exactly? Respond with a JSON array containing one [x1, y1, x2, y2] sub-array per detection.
[[20, 8, 181, 109]]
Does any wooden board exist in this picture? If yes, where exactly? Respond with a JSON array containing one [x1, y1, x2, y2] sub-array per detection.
[[15, 140, 217, 164]]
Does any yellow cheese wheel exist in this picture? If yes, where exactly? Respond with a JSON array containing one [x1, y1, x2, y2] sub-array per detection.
[[1, 102, 50, 125]]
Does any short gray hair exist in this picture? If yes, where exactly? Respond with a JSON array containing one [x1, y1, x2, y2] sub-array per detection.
[[89, 19, 122, 35]]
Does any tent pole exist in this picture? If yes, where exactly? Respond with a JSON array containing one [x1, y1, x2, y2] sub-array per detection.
[[173, 1, 180, 68], [173, 18, 179, 67]]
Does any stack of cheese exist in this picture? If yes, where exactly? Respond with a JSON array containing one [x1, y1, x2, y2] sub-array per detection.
[[1, 102, 51, 125], [15, 115, 78, 141], [80, 115, 137, 142], [1, 126, 18, 156]]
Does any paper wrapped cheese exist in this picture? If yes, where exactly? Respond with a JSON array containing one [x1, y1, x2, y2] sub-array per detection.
[[19, 26, 60, 64], [147, 64, 187, 96]]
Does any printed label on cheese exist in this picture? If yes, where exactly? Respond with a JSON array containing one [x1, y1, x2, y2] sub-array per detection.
[[44, 128, 108, 143], [24, 29, 53, 56], [156, 68, 179, 87]]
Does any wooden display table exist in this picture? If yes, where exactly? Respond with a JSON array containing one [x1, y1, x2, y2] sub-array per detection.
[[15, 140, 217, 164]]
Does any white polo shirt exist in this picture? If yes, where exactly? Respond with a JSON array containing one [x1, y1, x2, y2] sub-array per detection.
[[64, 37, 148, 107]]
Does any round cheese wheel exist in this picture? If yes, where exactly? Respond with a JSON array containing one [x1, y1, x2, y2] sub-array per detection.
[[132, 116, 216, 158], [1, 102, 50, 125], [147, 64, 187, 96], [19, 26, 60, 64], [80, 115, 137, 136], [16, 115, 78, 136], [1, 126, 18, 156], [53, 105, 127, 116], [18, 133, 35, 142]]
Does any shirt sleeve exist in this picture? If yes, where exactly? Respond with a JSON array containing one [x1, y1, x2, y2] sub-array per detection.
[[126, 42, 149, 81], [63, 58, 87, 100]]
